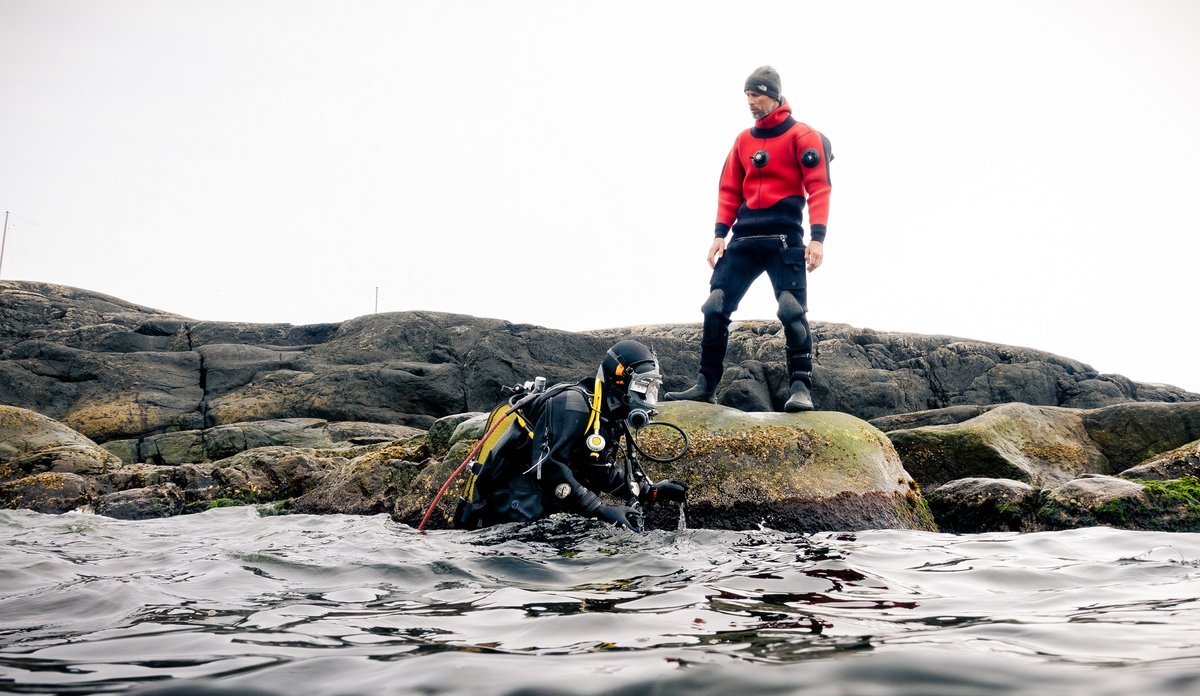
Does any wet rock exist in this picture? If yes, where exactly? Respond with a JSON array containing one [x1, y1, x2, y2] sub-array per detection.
[[887, 403, 1110, 490], [869, 405, 996, 432], [427, 412, 485, 457], [292, 438, 429, 515], [1037, 476, 1149, 529], [94, 483, 185, 520], [1119, 440, 1200, 481], [0, 472, 92, 513], [926, 477, 1038, 533], [1082, 402, 1200, 473], [0, 405, 121, 482], [401, 401, 936, 533], [207, 447, 342, 503]]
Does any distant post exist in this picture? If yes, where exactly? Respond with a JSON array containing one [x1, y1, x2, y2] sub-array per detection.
[[0, 211, 9, 278], [375, 287, 379, 314]]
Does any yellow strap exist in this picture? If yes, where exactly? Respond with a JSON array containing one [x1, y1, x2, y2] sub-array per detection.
[[586, 377, 602, 434]]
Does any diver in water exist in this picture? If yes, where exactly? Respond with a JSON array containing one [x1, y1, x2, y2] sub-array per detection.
[[453, 340, 687, 532]]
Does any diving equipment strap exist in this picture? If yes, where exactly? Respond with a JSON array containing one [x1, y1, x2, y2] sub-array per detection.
[[585, 374, 604, 458]]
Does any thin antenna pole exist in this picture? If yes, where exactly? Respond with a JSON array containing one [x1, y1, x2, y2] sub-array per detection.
[[374, 287, 379, 314], [0, 211, 9, 278]]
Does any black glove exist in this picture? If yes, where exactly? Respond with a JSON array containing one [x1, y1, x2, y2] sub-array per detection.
[[597, 504, 645, 533], [646, 479, 688, 506]]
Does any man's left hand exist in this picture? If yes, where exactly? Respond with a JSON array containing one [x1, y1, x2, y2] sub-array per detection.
[[806, 241, 824, 272]]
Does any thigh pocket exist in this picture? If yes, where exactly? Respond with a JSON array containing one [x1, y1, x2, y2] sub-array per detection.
[[778, 247, 808, 291]]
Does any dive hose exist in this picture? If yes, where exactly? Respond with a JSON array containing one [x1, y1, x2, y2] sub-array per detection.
[[416, 390, 541, 533]]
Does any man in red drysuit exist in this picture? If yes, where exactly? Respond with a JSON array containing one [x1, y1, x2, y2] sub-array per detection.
[[665, 65, 833, 412]]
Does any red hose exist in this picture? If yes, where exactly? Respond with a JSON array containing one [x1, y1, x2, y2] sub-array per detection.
[[416, 405, 517, 533]]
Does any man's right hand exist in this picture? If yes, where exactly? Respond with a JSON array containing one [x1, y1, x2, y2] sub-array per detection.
[[649, 479, 688, 505], [597, 504, 645, 533], [707, 237, 726, 268]]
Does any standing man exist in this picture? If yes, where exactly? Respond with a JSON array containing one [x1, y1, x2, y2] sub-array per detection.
[[665, 66, 833, 413]]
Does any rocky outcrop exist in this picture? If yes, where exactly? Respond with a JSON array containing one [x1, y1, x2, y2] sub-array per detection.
[[896, 402, 1200, 532], [1120, 441, 1200, 480], [397, 401, 936, 533], [603, 322, 1198, 419], [101, 418, 424, 465], [890, 402, 1200, 490], [1080, 402, 1200, 472], [0, 404, 120, 483], [925, 477, 1038, 533], [3, 281, 1195, 448], [5, 281, 1200, 533], [887, 403, 1111, 489], [291, 438, 429, 516]]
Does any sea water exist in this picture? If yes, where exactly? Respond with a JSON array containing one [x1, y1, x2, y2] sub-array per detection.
[[2, 507, 1199, 695]]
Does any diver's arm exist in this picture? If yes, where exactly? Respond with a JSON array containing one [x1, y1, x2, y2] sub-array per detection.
[[534, 394, 643, 530]]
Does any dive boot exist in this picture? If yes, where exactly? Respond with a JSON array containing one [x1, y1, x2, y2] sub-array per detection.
[[784, 380, 814, 412], [664, 375, 716, 404]]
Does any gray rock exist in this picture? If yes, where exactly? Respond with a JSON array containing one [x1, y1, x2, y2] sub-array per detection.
[[0, 405, 121, 482], [5, 281, 1196, 447], [0, 339, 204, 441], [427, 412, 485, 457], [1082, 402, 1200, 472], [926, 477, 1038, 533], [1037, 476, 1149, 529], [94, 483, 185, 520], [325, 421, 425, 446], [888, 403, 1110, 489], [0, 472, 92, 513], [100, 439, 139, 465], [447, 413, 489, 450], [870, 405, 996, 432], [135, 419, 422, 465], [1119, 440, 1200, 480]]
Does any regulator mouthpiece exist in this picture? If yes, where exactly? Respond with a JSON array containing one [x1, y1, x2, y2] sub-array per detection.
[[626, 409, 652, 430]]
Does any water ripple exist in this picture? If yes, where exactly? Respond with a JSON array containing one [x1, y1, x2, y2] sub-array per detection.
[[1, 508, 1199, 694]]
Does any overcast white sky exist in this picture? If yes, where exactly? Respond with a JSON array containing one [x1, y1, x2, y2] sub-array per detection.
[[2, 0, 1198, 393]]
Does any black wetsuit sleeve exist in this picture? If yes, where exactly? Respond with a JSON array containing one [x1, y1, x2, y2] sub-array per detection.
[[530, 390, 604, 516]]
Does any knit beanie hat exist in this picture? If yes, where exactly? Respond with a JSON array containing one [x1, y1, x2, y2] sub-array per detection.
[[744, 66, 782, 101]]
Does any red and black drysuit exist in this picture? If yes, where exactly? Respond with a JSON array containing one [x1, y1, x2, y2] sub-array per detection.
[[701, 100, 833, 393]]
